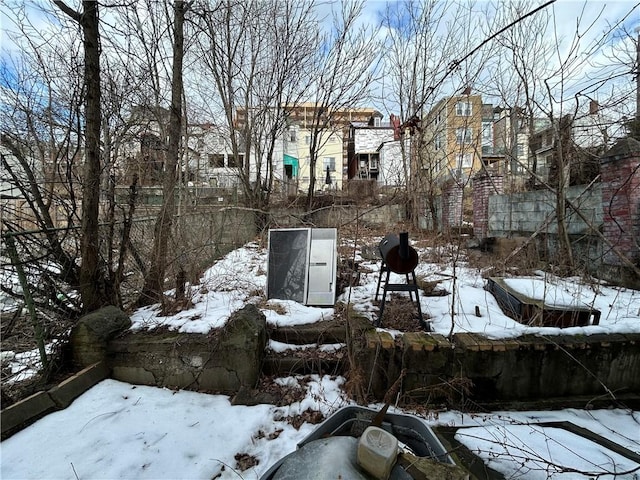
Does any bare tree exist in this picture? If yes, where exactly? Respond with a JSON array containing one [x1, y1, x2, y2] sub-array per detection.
[[51, 0, 118, 312], [380, 1, 496, 228], [192, 0, 320, 225], [301, 0, 381, 211], [1, 1, 123, 315], [486, 1, 638, 271], [137, 0, 189, 306]]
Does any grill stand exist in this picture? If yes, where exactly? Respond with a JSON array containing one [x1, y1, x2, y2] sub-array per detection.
[[375, 261, 429, 330]]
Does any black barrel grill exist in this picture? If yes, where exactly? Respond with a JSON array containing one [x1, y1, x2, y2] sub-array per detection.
[[375, 232, 429, 330]]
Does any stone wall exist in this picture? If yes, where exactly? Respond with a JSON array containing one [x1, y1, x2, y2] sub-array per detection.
[[107, 305, 267, 394], [358, 330, 640, 406]]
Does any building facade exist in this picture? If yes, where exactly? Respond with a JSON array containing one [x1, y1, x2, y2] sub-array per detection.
[[421, 93, 485, 184]]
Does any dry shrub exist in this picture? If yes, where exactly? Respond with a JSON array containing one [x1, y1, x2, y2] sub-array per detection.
[[255, 375, 308, 406], [467, 237, 542, 278]]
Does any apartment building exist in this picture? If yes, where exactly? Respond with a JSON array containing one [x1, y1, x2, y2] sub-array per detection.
[[420, 93, 485, 184], [281, 103, 381, 194]]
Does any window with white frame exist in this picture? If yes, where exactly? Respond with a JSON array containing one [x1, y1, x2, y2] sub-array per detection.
[[455, 101, 472, 116], [455, 127, 473, 144], [323, 157, 336, 171], [434, 134, 443, 151], [289, 129, 297, 142], [457, 153, 473, 169], [305, 135, 310, 145]]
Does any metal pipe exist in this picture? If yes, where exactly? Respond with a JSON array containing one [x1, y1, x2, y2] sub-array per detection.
[[399, 232, 409, 260]]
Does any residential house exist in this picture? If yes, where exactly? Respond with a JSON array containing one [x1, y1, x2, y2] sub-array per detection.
[[1, 141, 73, 231], [492, 106, 546, 189], [281, 103, 381, 194], [121, 106, 171, 187], [184, 123, 246, 189], [528, 100, 620, 187], [346, 113, 408, 188], [420, 92, 485, 184]]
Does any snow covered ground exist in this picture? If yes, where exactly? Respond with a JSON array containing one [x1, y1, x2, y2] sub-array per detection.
[[1, 377, 638, 479], [2, 237, 639, 479], [126, 239, 640, 339]]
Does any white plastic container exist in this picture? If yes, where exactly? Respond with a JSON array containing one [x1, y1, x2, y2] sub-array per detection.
[[356, 426, 399, 480]]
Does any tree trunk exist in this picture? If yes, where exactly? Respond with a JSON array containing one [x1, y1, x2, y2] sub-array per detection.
[[79, 0, 106, 313], [138, 0, 186, 306], [554, 122, 574, 270]]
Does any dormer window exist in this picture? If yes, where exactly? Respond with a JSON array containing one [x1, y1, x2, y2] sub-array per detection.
[[374, 117, 381, 127]]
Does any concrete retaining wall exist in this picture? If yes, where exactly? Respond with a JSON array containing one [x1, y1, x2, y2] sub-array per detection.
[[269, 203, 406, 229], [5, 325, 639, 440], [107, 305, 267, 394], [358, 331, 640, 406]]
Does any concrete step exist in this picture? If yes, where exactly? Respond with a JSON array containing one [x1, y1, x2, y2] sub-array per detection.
[[262, 346, 348, 376], [267, 318, 348, 345], [262, 315, 375, 376]]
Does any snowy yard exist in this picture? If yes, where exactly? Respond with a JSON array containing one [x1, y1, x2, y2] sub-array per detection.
[[2, 237, 639, 479]]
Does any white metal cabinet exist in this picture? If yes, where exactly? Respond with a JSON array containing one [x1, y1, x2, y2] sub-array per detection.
[[266, 228, 337, 306]]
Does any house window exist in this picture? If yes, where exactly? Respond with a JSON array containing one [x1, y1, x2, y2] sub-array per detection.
[[208, 154, 225, 168], [323, 157, 336, 171], [457, 153, 473, 169], [516, 143, 525, 156], [289, 129, 297, 142], [481, 121, 493, 145], [456, 101, 472, 116], [228, 154, 244, 168], [456, 127, 473, 145], [434, 134, 442, 151], [305, 135, 310, 145], [374, 117, 381, 127]]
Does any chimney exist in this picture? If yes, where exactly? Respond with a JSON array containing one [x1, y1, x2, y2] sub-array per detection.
[[589, 100, 599, 115], [462, 86, 472, 95]]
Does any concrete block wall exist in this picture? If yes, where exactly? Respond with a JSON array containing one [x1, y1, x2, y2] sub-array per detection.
[[486, 184, 602, 238]]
